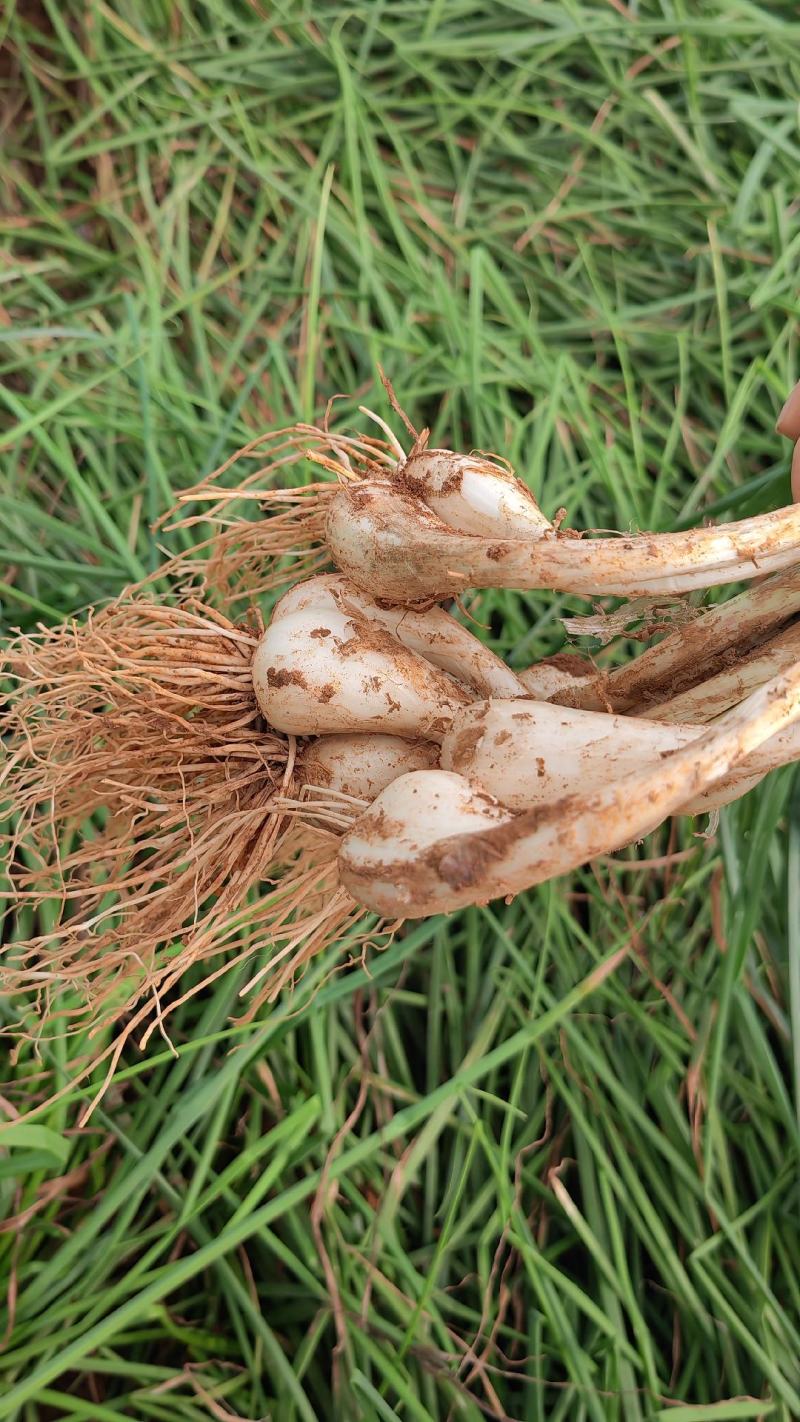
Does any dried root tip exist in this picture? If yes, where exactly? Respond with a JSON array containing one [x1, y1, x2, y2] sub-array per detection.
[[191, 488, 335, 605], [1, 595, 367, 1047]]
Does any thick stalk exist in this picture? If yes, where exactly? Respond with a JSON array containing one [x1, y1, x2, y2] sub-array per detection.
[[642, 621, 800, 723], [327, 482, 800, 604]]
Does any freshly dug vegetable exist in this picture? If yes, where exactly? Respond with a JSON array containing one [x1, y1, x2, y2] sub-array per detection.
[[8, 570, 790, 1073], [326, 479, 800, 604], [167, 386, 800, 607], [252, 602, 471, 738], [340, 664, 800, 917], [5, 378, 800, 1096], [250, 572, 529, 740], [440, 700, 702, 811], [0, 571, 520, 1064]]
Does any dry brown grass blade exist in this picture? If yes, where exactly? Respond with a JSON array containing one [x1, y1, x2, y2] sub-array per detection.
[[0, 595, 371, 1060]]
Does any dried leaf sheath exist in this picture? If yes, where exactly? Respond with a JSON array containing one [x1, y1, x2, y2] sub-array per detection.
[[0, 597, 363, 1042]]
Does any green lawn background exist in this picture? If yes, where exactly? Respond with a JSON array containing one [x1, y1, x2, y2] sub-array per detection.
[[1, 3, 800, 1418]]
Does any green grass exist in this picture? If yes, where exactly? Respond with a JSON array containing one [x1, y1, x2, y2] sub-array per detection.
[[2, 1, 800, 1417]]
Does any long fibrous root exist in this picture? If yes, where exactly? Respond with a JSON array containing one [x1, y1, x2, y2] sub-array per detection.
[[0, 595, 369, 1047], [159, 420, 404, 606]]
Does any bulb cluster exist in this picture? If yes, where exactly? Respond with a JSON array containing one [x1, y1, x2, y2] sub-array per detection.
[[3, 380, 800, 1064], [244, 387, 800, 917]]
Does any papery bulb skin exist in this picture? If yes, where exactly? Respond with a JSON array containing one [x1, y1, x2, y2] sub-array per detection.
[[518, 654, 596, 702]]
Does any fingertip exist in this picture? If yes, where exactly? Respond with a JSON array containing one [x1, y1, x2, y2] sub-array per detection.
[[777, 380, 800, 439], [791, 441, 800, 503]]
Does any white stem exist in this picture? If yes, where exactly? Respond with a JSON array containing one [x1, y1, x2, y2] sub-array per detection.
[[563, 568, 800, 714], [327, 481, 800, 603], [687, 721, 800, 812]]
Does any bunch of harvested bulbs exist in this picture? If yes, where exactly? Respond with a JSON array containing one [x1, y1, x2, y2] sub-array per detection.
[[4, 379, 800, 1075]]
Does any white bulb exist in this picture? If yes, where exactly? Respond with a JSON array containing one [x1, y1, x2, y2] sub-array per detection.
[[440, 699, 700, 811], [338, 769, 512, 915], [271, 572, 525, 697], [302, 733, 439, 800], [400, 449, 549, 537], [252, 605, 469, 738]]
